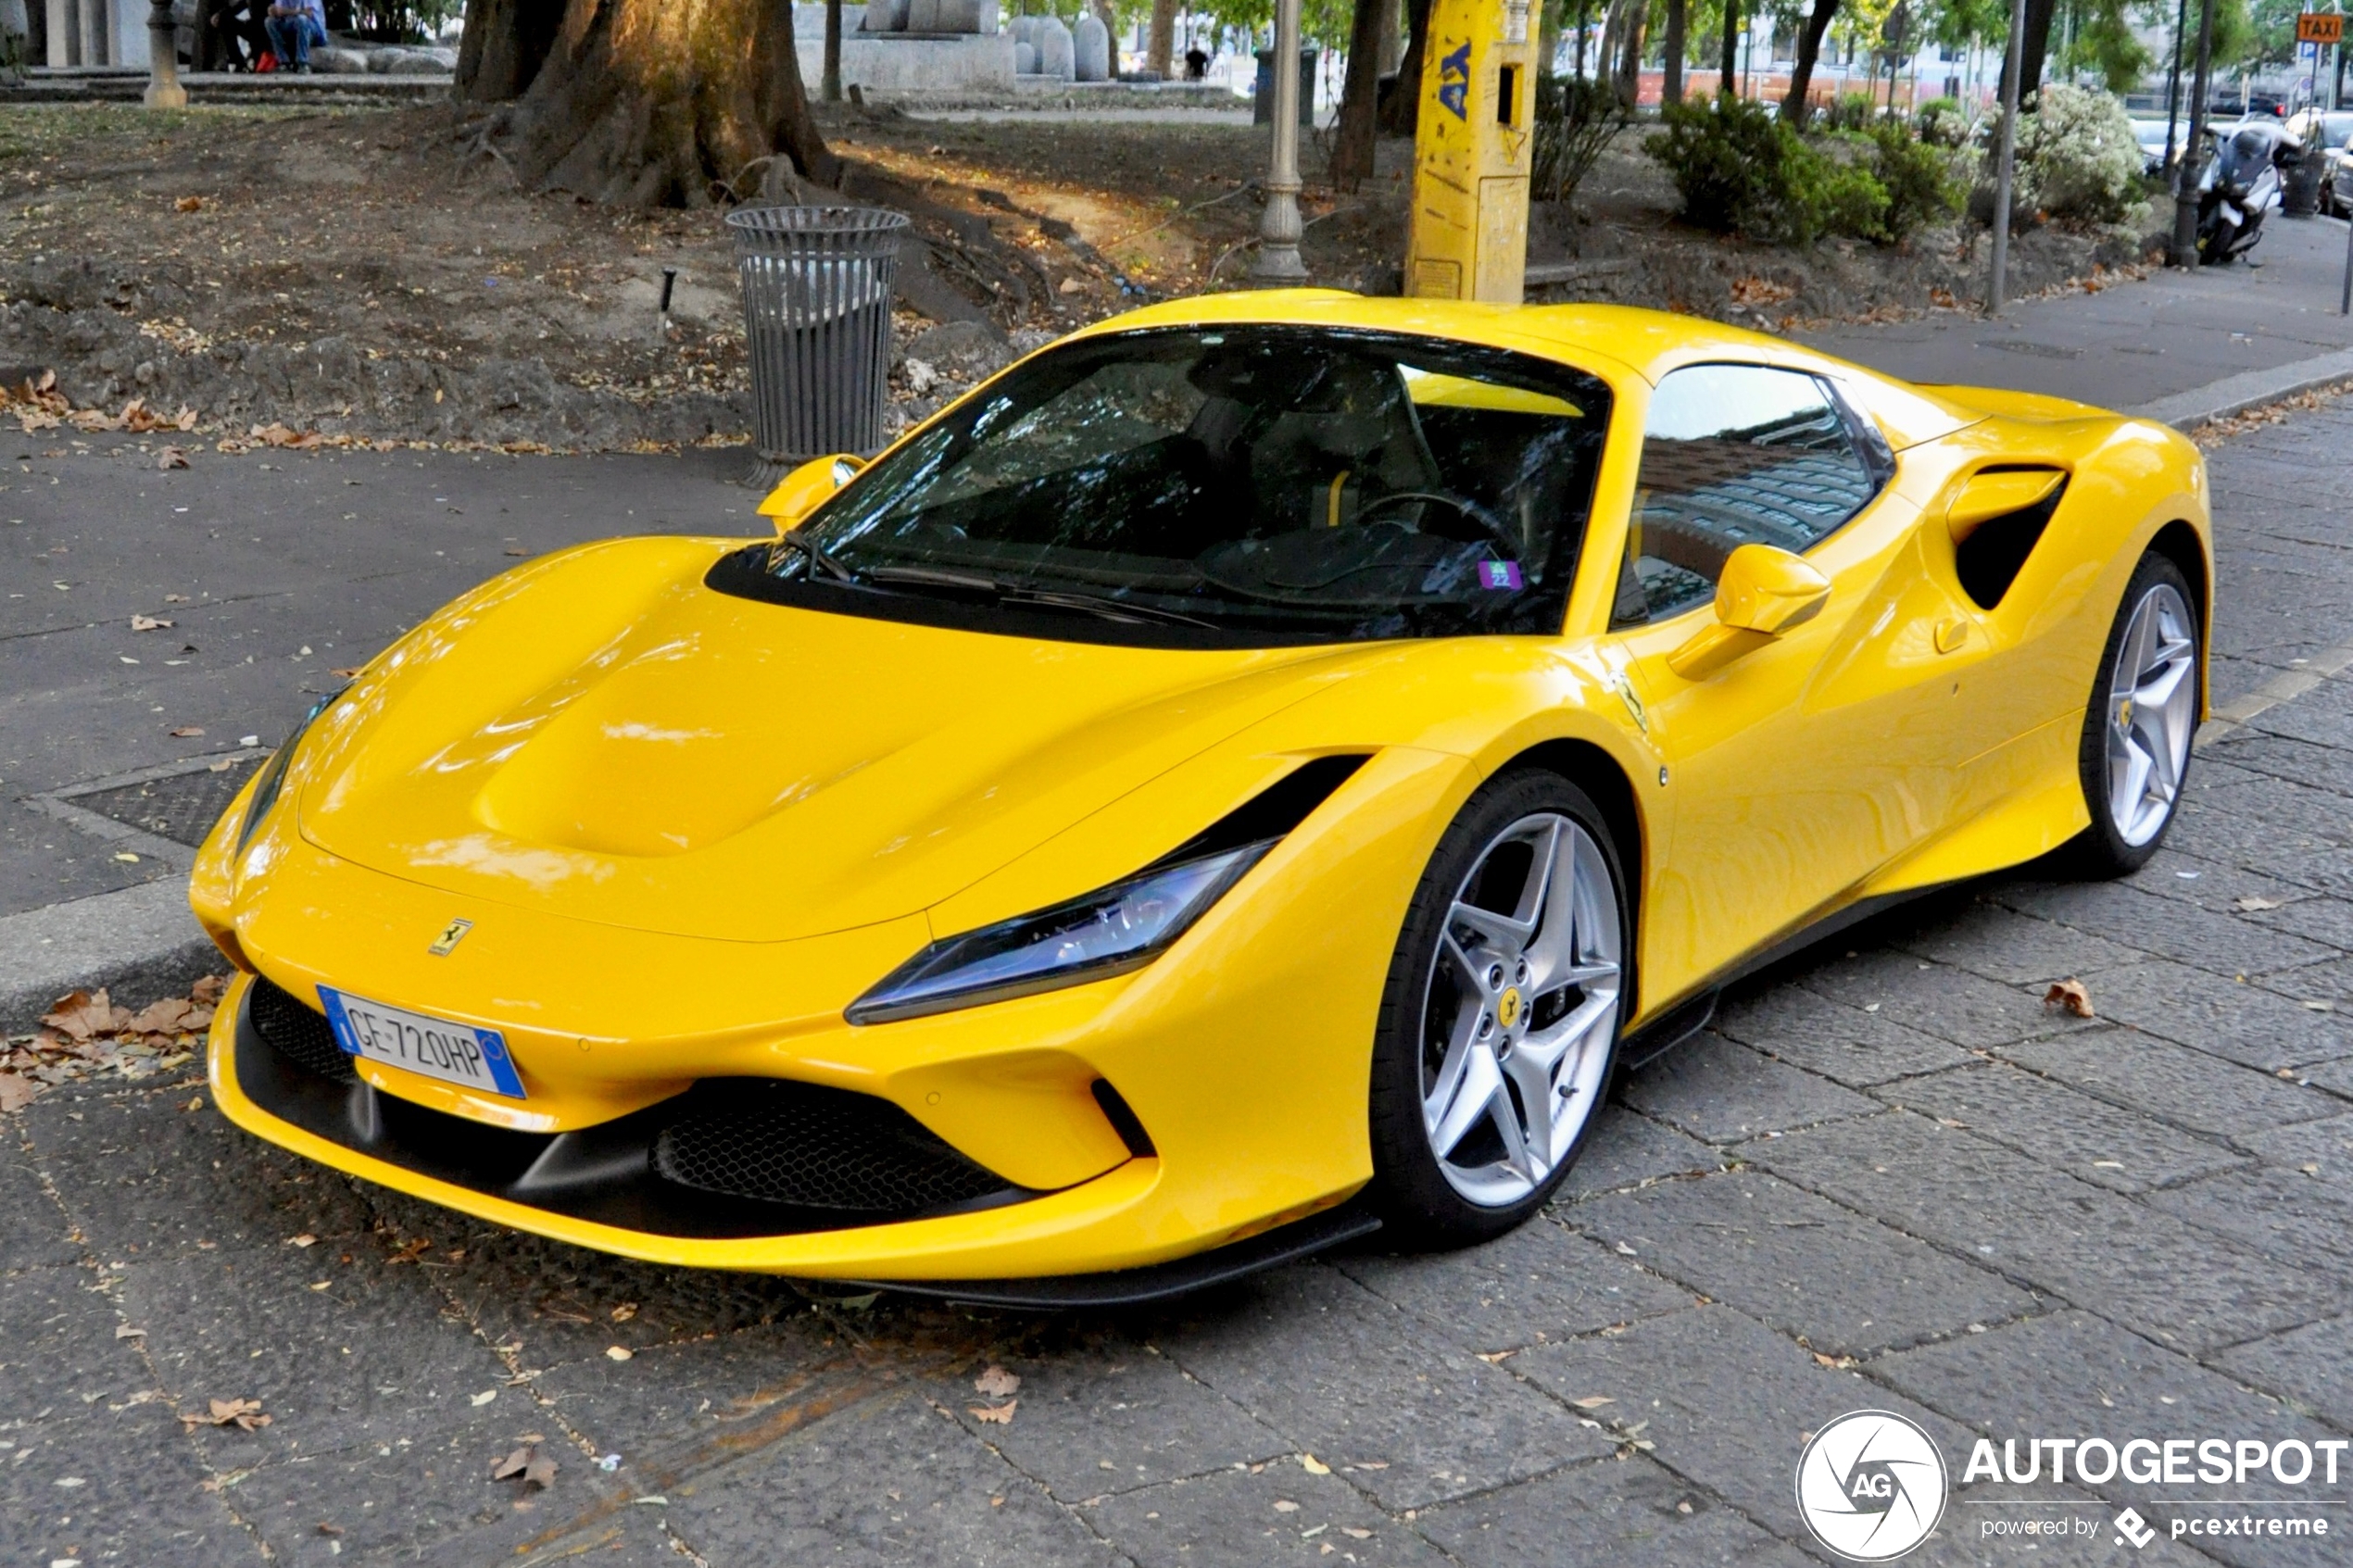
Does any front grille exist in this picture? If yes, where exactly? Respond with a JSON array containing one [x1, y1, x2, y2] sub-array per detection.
[[250, 976, 357, 1084], [652, 1079, 1009, 1212]]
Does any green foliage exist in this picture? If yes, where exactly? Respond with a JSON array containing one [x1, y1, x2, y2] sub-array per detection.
[[2001, 82, 2145, 224], [1914, 95, 1970, 147], [1819, 93, 1879, 131], [2054, 0, 2155, 91], [1862, 120, 1968, 239], [1646, 95, 1894, 245], [1531, 72, 1627, 203]]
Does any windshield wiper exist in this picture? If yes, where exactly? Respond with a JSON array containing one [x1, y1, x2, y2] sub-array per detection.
[[780, 527, 858, 583], [862, 565, 1214, 628]]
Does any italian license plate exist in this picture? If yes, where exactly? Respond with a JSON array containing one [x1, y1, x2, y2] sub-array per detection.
[[316, 985, 527, 1099]]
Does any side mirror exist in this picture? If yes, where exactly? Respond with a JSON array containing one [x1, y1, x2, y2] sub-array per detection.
[[759, 454, 864, 533], [1666, 544, 1831, 681], [1945, 468, 2064, 544]]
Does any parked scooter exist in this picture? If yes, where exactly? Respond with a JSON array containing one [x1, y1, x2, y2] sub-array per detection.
[[2196, 119, 2301, 264]]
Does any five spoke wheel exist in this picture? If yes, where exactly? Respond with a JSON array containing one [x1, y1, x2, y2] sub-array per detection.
[[2104, 581, 2197, 847], [1417, 811, 1622, 1208]]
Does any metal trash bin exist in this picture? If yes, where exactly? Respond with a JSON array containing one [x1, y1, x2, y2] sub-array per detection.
[[726, 205, 911, 485]]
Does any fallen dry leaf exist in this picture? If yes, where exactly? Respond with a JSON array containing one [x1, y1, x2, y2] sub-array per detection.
[[1730, 274, 1797, 307], [170, 725, 206, 737], [0, 1073, 35, 1113], [116, 1323, 145, 1338], [193, 975, 227, 1004], [493, 1444, 559, 1489], [1272, 1499, 1300, 1513], [610, 1302, 637, 1323], [288, 1234, 318, 1248], [605, 1345, 634, 1361], [1571, 1395, 1616, 1410], [968, 1400, 1016, 1424], [157, 445, 190, 470], [1300, 1453, 1331, 1474], [175, 194, 205, 212], [2234, 895, 2284, 911], [2043, 979, 2095, 1019], [130, 614, 173, 632], [973, 1365, 1021, 1399], [182, 1398, 270, 1431]]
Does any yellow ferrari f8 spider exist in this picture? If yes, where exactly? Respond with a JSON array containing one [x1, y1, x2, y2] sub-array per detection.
[[192, 292, 2209, 1302]]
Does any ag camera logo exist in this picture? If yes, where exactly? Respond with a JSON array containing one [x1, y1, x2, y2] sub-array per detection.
[[1796, 1410, 1950, 1561]]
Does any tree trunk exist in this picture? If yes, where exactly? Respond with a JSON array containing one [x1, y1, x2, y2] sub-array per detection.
[[1146, 0, 1176, 76], [1610, 0, 1645, 108], [1718, 0, 1738, 94], [1378, 0, 1432, 132], [1780, 0, 1836, 119], [456, 0, 565, 100], [823, 0, 842, 101], [1377, 0, 1400, 74], [2009, 0, 2057, 100], [1330, 0, 1388, 188], [1661, 0, 1682, 103], [491, 0, 837, 206]]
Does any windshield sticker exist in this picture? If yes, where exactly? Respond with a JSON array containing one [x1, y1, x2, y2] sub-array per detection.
[[1479, 560, 1524, 591]]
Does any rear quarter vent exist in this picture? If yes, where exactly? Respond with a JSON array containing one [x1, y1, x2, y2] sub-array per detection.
[[1955, 471, 2069, 610]]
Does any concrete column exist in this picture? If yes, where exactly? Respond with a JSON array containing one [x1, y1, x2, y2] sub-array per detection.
[[45, 0, 76, 66]]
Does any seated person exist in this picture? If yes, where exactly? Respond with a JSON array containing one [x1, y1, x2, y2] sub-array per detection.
[[264, 0, 325, 72], [1183, 45, 1209, 80]]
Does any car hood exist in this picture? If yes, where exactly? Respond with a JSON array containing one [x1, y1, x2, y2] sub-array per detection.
[[294, 538, 1359, 943]]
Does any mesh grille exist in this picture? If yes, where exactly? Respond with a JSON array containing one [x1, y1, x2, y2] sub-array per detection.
[[249, 976, 358, 1085], [652, 1080, 1008, 1213]]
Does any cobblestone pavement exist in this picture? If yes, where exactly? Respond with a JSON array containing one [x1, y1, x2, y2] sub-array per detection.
[[8, 403, 2353, 1568]]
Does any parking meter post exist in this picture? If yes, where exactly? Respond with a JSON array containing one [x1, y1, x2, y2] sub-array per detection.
[[2173, 0, 2220, 266], [1986, 0, 2027, 316], [1251, 0, 1311, 282]]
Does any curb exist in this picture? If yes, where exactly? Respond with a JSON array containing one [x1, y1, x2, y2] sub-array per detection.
[[2131, 345, 2353, 431], [0, 880, 220, 1035]]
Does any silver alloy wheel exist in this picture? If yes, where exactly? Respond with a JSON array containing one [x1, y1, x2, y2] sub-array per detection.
[[1418, 811, 1622, 1207], [2104, 582, 2198, 847]]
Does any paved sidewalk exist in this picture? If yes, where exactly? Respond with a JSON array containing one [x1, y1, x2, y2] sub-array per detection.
[[6, 383, 2353, 1562], [1801, 212, 2353, 420]]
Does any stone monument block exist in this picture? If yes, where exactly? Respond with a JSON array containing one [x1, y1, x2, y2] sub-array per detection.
[[1073, 11, 1107, 79], [1034, 13, 1072, 78]]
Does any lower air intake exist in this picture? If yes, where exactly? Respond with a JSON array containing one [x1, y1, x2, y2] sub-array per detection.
[[652, 1079, 1009, 1213], [250, 975, 358, 1085]]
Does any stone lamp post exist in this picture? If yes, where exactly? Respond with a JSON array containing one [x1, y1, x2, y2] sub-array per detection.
[[145, 0, 186, 105], [1250, 0, 1309, 282]]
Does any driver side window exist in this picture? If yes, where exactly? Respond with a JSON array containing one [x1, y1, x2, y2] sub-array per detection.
[[1612, 364, 1880, 626]]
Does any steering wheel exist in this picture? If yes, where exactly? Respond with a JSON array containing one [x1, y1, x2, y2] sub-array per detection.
[[1354, 490, 1522, 559]]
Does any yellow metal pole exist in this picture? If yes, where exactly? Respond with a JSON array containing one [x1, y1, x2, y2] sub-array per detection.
[[1403, 0, 1534, 300]]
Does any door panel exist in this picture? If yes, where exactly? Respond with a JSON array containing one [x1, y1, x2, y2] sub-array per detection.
[[1605, 364, 2010, 1004]]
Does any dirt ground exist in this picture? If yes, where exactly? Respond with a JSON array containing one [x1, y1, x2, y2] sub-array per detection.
[[0, 99, 2156, 453]]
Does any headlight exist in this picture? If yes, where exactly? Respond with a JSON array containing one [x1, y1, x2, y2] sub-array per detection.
[[846, 840, 1274, 1024], [235, 687, 345, 853]]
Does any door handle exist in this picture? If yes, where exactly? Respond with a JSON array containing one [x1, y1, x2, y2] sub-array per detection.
[[1935, 618, 1969, 654]]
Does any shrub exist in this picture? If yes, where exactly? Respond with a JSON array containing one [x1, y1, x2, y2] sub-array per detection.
[[1820, 94, 1880, 132], [1866, 122, 1969, 241], [2001, 82, 2145, 224], [1914, 96, 1971, 148], [1647, 96, 1894, 246], [1530, 73, 1627, 205]]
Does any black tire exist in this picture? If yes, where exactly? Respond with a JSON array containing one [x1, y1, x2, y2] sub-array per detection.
[[2069, 550, 2201, 879], [1366, 769, 1630, 1248]]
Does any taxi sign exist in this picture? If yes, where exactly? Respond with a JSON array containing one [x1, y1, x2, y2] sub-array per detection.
[[2297, 12, 2342, 45]]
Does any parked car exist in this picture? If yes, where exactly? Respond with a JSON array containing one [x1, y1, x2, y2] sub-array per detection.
[[2287, 108, 2353, 214], [2133, 117, 2176, 175], [2213, 91, 2289, 119], [190, 295, 2214, 1297]]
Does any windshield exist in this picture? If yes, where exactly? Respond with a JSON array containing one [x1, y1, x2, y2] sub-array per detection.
[[707, 326, 1613, 648]]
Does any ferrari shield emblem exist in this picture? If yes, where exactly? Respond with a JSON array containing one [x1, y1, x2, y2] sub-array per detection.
[[428, 918, 473, 957]]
